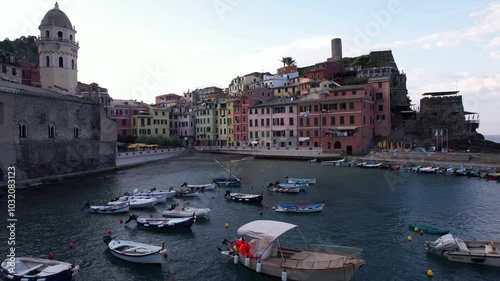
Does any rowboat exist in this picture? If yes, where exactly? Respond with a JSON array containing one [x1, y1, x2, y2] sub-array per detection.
[[108, 197, 157, 209], [84, 202, 129, 214], [175, 189, 200, 197], [181, 182, 216, 191], [162, 203, 210, 219], [274, 203, 324, 213], [213, 178, 241, 188], [307, 159, 317, 163], [321, 158, 345, 166], [125, 214, 195, 229], [103, 236, 168, 264], [218, 220, 364, 281], [426, 234, 500, 267], [285, 177, 316, 185], [132, 188, 176, 199], [0, 257, 79, 281], [268, 184, 300, 193], [409, 223, 449, 234], [118, 194, 167, 203], [224, 190, 263, 203]]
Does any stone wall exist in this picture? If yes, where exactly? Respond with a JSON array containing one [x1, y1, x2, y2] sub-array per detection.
[[420, 96, 465, 139]]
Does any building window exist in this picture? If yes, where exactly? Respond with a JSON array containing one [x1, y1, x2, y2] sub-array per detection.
[[289, 106, 293, 113], [69, 34, 73, 41], [289, 118, 294, 126], [45, 30, 50, 37], [378, 105, 383, 112], [376, 92, 383, 100], [331, 116, 335, 125], [349, 102, 354, 109], [350, 116, 355, 124], [378, 82, 383, 88], [334, 141, 341, 149], [290, 130, 294, 137], [18, 122, 28, 138], [122, 129, 127, 135], [352, 90, 356, 95], [12, 68, 16, 76], [322, 117, 326, 125], [122, 119, 126, 126], [73, 126, 80, 138], [1, 65, 6, 73], [57, 31, 63, 38], [340, 116, 345, 125], [306, 118, 310, 126], [45, 56, 50, 67], [155, 128, 158, 134], [314, 118, 318, 126], [48, 124, 55, 138], [71, 59, 75, 70], [59, 57, 63, 68]]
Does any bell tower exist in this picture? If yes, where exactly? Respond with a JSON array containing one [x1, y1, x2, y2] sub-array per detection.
[[38, 2, 79, 95]]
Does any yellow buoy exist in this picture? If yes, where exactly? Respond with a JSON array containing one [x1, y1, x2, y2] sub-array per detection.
[[414, 227, 419, 232], [407, 236, 412, 241], [224, 223, 229, 229], [427, 269, 433, 277]]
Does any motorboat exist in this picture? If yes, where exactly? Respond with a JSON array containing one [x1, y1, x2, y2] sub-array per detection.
[[103, 236, 168, 264], [218, 220, 364, 281], [213, 178, 241, 188], [0, 257, 79, 281], [83, 202, 129, 214], [108, 197, 157, 209], [224, 190, 263, 203], [119, 194, 168, 203], [125, 214, 195, 229], [162, 202, 210, 219], [307, 159, 317, 163], [426, 234, 500, 267], [175, 189, 200, 197], [321, 158, 345, 166], [132, 188, 176, 199], [274, 203, 324, 213], [285, 177, 316, 185], [361, 162, 382, 168]]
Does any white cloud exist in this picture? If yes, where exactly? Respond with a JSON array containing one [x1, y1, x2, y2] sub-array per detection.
[[487, 37, 500, 48], [435, 40, 460, 48]]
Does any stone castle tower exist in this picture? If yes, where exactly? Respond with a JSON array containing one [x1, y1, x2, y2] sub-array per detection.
[[38, 2, 79, 95]]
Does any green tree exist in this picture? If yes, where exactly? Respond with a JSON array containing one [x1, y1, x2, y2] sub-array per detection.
[[280, 56, 296, 67]]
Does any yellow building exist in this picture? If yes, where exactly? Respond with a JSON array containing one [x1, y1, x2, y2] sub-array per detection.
[[226, 100, 236, 146], [131, 106, 170, 137]]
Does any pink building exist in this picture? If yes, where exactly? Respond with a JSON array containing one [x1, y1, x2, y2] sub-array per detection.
[[233, 87, 274, 146], [110, 99, 149, 136], [249, 97, 298, 148], [297, 78, 391, 155]]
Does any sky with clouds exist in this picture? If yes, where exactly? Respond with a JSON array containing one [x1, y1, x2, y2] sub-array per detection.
[[2, 0, 499, 135]]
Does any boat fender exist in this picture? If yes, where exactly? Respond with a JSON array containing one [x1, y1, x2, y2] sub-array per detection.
[[256, 260, 262, 273], [281, 269, 287, 281], [244, 257, 250, 267], [163, 251, 169, 258], [233, 254, 238, 264]]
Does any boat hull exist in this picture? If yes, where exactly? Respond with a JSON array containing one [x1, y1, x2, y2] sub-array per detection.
[[275, 204, 324, 213], [225, 193, 263, 203], [107, 240, 167, 264], [213, 178, 241, 188], [87, 204, 129, 214], [0, 258, 77, 281], [109, 248, 165, 264], [286, 177, 316, 185], [136, 217, 195, 229], [162, 208, 210, 218], [444, 252, 500, 266], [236, 253, 362, 281]]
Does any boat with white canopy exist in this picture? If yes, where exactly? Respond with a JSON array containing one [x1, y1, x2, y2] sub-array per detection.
[[218, 220, 364, 281]]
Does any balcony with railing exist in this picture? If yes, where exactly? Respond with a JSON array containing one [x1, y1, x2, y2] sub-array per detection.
[[37, 36, 79, 47]]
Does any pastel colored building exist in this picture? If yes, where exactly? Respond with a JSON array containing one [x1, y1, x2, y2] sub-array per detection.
[[110, 99, 149, 136], [299, 61, 342, 81], [249, 97, 298, 148], [149, 106, 170, 137], [19, 60, 41, 87], [229, 72, 268, 96], [169, 105, 195, 141], [0, 50, 22, 84], [156, 93, 182, 107], [194, 101, 217, 145]]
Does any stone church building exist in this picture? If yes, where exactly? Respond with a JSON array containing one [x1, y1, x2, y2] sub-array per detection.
[[0, 3, 116, 181]]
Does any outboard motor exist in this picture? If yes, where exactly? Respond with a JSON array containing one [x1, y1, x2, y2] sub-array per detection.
[[224, 190, 231, 197], [103, 235, 113, 246], [124, 214, 138, 224], [426, 234, 456, 253]]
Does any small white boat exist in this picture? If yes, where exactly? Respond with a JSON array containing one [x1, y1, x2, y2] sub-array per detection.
[[426, 234, 500, 267], [0, 257, 79, 281], [361, 162, 382, 168], [285, 177, 316, 185], [274, 203, 324, 213], [175, 189, 200, 197], [126, 214, 196, 229], [218, 220, 364, 280], [321, 158, 345, 166], [307, 159, 317, 163], [103, 236, 168, 264], [162, 203, 210, 219], [181, 182, 216, 191], [109, 198, 157, 209], [84, 202, 129, 214], [132, 188, 176, 199], [118, 194, 167, 203], [224, 191, 263, 203]]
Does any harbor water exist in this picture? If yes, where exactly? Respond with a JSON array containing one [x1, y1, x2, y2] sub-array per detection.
[[1, 152, 500, 281]]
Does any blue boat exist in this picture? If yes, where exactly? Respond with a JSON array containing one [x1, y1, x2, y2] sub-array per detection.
[[273, 181, 308, 191], [213, 178, 241, 188], [274, 203, 324, 213]]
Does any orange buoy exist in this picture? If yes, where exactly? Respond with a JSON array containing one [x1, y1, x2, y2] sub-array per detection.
[[420, 230, 424, 236], [68, 242, 75, 249], [163, 251, 168, 258], [48, 252, 54, 259], [106, 229, 113, 235], [119, 218, 124, 224]]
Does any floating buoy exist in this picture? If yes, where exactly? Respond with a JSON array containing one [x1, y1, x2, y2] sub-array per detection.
[[407, 236, 412, 241], [259, 211, 263, 216], [163, 251, 169, 258], [119, 218, 123, 224], [420, 230, 424, 236], [233, 254, 238, 264], [106, 229, 112, 235], [244, 257, 250, 267], [68, 242, 75, 249], [414, 227, 419, 232], [183, 197, 186, 201], [212, 197, 214, 199], [225, 223, 229, 229], [282, 269, 287, 281], [149, 213, 153, 218], [427, 269, 433, 277], [256, 261, 262, 273], [48, 252, 54, 259]]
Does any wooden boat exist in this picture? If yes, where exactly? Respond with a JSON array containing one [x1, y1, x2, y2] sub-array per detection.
[[321, 158, 345, 166], [426, 234, 500, 267], [181, 182, 216, 191], [224, 190, 263, 203], [119, 194, 167, 203], [268, 182, 307, 192], [487, 172, 500, 180], [132, 188, 176, 199], [103, 236, 168, 264], [0, 257, 79, 281], [175, 189, 200, 197], [285, 177, 316, 185], [162, 203, 210, 219], [361, 162, 382, 168], [408, 223, 449, 234], [274, 203, 324, 213], [83, 202, 129, 214], [213, 177, 241, 188], [108, 197, 157, 209], [125, 214, 195, 229], [218, 220, 364, 281]]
